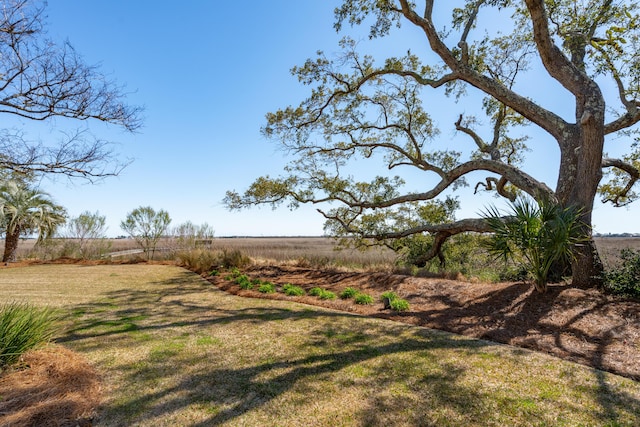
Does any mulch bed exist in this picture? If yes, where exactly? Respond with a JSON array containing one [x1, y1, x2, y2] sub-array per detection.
[[0, 345, 101, 427], [210, 264, 640, 381]]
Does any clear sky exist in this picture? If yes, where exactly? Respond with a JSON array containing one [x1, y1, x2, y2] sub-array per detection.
[[14, 1, 640, 237]]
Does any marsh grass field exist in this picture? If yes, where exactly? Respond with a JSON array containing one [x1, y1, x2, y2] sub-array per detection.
[[1, 263, 640, 426], [13, 235, 640, 271]]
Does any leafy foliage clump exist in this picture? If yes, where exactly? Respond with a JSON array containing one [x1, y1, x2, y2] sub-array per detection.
[[235, 275, 254, 290], [319, 290, 337, 300], [389, 298, 410, 311], [482, 197, 585, 292], [309, 288, 336, 300], [0, 302, 57, 367], [380, 291, 398, 302], [380, 291, 410, 311], [602, 249, 640, 299], [258, 283, 276, 293], [339, 287, 359, 299], [354, 293, 374, 305], [283, 283, 306, 296], [309, 287, 324, 297]]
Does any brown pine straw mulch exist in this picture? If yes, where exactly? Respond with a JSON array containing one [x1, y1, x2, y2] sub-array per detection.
[[211, 264, 640, 381], [0, 345, 101, 427]]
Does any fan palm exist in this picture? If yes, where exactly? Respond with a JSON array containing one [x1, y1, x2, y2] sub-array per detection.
[[482, 197, 585, 293], [0, 181, 66, 262]]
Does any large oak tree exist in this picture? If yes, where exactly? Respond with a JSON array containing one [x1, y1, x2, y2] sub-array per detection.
[[0, 0, 142, 179], [226, 0, 640, 287]]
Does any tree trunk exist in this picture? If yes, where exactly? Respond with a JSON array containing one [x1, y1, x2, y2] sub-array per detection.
[[3, 226, 21, 263], [556, 86, 606, 288], [572, 237, 604, 288]]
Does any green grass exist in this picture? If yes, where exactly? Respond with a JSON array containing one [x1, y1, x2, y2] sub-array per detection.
[[0, 264, 639, 426]]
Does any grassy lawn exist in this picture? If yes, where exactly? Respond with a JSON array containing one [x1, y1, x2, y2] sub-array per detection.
[[1, 264, 639, 426]]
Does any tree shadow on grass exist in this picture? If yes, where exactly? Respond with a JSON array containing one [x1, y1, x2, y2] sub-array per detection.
[[101, 328, 493, 426], [57, 270, 640, 426]]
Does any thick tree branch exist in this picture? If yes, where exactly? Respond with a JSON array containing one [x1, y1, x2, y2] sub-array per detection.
[[397, 0, 569, 142], [524, 0, 589, 97]]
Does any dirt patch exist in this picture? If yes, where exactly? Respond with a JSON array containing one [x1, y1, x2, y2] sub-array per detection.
[[0, 345, 101, 427], [210, 264, 640, 381]]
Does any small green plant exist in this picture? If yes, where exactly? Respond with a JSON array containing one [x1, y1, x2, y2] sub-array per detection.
[[318, 290, 336, 300], [234, 274, 253, 290], [209, 269, 219, 276], [354, 293, 374, 305], [340, 287, 358, 299], [283, 283, 306, 296], [258, 283, 276, 293], [380, 291, 410, 311], [602, 249, 640, 299], [0, 302, 57, 366], [380, 291, 398, 302], [389, 298, 410, 311], [224, 267, 242, 281], [482, 197, 585, 293], [309, 287, 324, 297]]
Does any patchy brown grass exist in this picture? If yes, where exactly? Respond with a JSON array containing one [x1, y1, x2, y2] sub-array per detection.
[[0, 345, 101, 427], [0, 263, 639, 426]]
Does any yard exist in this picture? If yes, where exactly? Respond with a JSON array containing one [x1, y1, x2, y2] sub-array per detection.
[[0, 263, 639, 426]]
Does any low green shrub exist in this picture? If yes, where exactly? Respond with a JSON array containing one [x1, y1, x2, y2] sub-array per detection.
[[318, 290, 336, 300], [389, 298, 410, 311], [380, 291, 410, 311], [309, 287, 324, 297], [258, 283, 276, 293], [340, 287, 358, 299], [380, 291, 398, 302], [0, 302, 57, 367], [236, 277, 253, 290], [602, 249, 640, 299], [224, 267, 242, 281], [354, 293, 374, 305], [283, 283, 306, 296]]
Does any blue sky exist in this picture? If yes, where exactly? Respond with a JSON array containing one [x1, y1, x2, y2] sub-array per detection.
[[15, 1, 640, 236]]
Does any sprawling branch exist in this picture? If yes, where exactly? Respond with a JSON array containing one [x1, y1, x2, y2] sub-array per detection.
[[396, 0, 570, 142], [0, 1, 142, 131], [0, 129, 130, 180], [600, 156, 640, 206]]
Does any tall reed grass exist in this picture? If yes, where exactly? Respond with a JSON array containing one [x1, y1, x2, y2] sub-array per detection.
[[0, 302, 57, 366]]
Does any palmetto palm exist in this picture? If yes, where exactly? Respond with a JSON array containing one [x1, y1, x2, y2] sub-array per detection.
[[0, 181, 66, 262], [482, 197, 585, 293]]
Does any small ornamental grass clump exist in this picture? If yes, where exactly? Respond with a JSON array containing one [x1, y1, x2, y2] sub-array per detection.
[[224, 267, 242, 281], [354, 293, 374, 305], [282, 283, 306, 296], [0, 302, 57, 367], [258, 283, 276, 294], [309, 287, 324, 297], [309, 287, 336, 300], [339, 287, 358, 299], [380, 291, 410, 312], [235, 275, 253, 290]]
